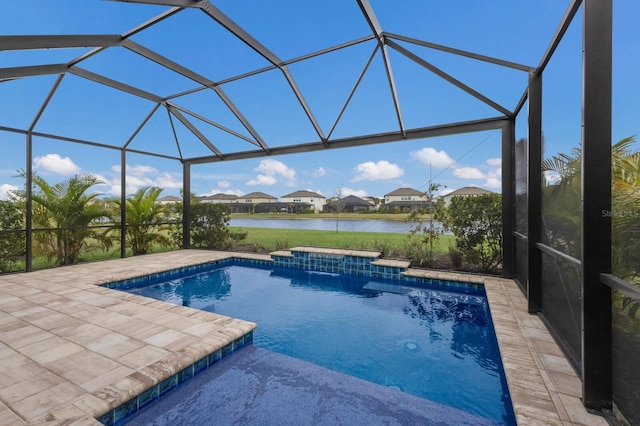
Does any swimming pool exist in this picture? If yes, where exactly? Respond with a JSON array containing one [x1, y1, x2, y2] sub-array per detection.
[[116, 260, 515, 425]]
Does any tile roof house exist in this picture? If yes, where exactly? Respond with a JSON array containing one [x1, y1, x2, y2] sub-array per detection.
[[281, 190, 326, 213], [383, 188, 429, 211], [155, 195, 181, 205], [324, 195, 375, 213], [442, 186, 494, 206], [199, 193, 238, 203], [236, 192, 278, 204]]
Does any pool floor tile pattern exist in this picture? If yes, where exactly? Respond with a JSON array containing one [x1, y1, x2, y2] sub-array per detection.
[[0, 250, 609, 425]]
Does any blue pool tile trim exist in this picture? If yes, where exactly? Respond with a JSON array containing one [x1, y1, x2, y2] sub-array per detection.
[[103, 255, 483, 293], [103, 254, 484, 293], [270, 251, 484, 290], [102, 257, 273, 291], [98, 331, 253, 426]]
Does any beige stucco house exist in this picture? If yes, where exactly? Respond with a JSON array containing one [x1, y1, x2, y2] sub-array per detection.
[[281, 190, 326, 213]]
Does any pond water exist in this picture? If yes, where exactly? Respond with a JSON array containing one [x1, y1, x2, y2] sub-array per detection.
[[229, 218, 443, 234]]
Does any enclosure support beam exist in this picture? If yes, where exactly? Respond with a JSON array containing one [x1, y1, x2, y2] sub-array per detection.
[[199, 1, 326, 142], [25, 134, 33, 272], [501, 119, 516, 278], [24, 74, 64, 272], [527, 70, 542, 313], [581, 0, 612, 410], [386, 40, 512, 117], [186, 117, 508, 164], [0, 35, 122, 51], [182, 163, 191, 249], [120, 150, 127, 258]]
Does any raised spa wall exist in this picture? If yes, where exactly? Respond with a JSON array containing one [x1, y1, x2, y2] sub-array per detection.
[[270, 246, 483, 290]]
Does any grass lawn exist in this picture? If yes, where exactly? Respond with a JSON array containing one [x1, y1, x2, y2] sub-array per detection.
[[231, 226, 454, 255], [7, 225, 451, 273]]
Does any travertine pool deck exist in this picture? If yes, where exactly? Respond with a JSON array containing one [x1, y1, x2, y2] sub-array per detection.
[[0, 250, 607, 425]]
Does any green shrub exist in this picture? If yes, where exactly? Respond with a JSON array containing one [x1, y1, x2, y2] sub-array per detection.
[[0, 200, 25, 272], [441, 193, 502, 272]]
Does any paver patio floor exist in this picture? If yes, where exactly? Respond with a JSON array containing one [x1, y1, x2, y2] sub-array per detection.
[[0, 250, 607, 425]]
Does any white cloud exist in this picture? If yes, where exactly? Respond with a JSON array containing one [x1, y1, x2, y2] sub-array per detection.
[[202, 188, 244, 197], [0, 184, 19, 200], [410, 147, 455, 168], [340, 187, 368, 198], [111, 164, 158, 175], [438, 188, 455, 196], [352, 160, 404, 182], [125, 175, 155, 188], [487, 168, 502, 179], [314, 167, 326, 177], [97, 164, 182, 195], [247, 174, 277, 186], [247, 159, 296, 186], [156, 172, 182, 189], [201, 181, 243, 196], [453, 167, 486, 179], [484, 167, 502, 188], [33, 154, 81, 175], [484, 178, 502, 189], [487, 158, 502, 166]]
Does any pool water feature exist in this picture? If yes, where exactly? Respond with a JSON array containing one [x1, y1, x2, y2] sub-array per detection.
[[120, 262, 516, 425]]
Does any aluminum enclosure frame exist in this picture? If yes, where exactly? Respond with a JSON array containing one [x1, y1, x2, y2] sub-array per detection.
[[0, 0, 627, 418]]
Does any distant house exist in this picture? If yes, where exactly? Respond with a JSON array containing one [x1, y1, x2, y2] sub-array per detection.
[[199, 193, 238, 204], [324, 195, 375, 213], [383, 188, 428, 212], [442, 186, 494, 206], [254, 202, 311, 214], [237, 191, 277, 204], [281, 190, 326, 213], [156, 195, 181, 205], [362, 196, 381, 210]]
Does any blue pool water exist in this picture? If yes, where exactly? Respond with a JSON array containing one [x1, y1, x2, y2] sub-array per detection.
[[122, 263, 515, 425]]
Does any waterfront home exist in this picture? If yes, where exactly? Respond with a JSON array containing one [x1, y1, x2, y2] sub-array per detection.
[[156, 195, 181, 205], [199, 193, 239, 203], [324, 195, 375, 213], [442, 186, 494, 206], [383, 188, 428, 212], [237, 191, 278, 204], [281, 190, 326, 213]]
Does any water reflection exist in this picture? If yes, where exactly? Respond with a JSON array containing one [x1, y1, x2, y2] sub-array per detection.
[[230, 218, 443, 234], [131, 269, 232, 309], [271, 267, 379, 297], [404, 289, 499, 371]]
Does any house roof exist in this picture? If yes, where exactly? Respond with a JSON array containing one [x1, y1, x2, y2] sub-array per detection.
[[200, 193, 238, 200], [340, 195, 374, 206], [281, 190, 325, 199], [445, 186, 494, 197], [384, 188, 425, 197], [240, 191, 277, 199], [156, 195, 181, 202]]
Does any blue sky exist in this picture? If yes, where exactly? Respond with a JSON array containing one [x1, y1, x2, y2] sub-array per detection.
[[1, 1, 638, 201]]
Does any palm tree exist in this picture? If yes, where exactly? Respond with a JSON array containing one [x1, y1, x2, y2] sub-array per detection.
[[541, 147, 582, 258], [112, 186, 172, 255], [31, 174, 109, 265], [542, 136, 640, 282], [610, 136, 640, 283]]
